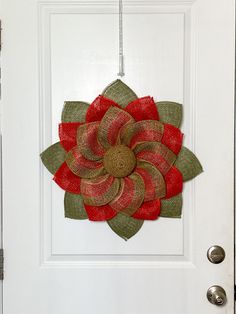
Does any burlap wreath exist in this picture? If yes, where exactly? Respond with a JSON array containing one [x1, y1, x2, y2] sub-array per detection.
[[41, 80, 202, 240]]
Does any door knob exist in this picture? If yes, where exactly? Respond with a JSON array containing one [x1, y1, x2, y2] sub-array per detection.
[[207, 245, 225, 264], [207, 286, 227, 306]]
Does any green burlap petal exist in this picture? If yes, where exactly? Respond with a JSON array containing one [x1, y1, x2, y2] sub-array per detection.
[[40, 142, 66, 175], [61, 101, 89, 122], [160, 194, 182, 218], [107, 213, 143, 240], [64, 192, 88, 219], [174, 146, 203, 181], [156, 101, 182, 128], [102, 79, 137, 108]]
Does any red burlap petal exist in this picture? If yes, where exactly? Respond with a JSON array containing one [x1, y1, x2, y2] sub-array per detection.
[[98, 106, 135, 149], [164, 166, 183, 199], [84, 204, 117, 221], [125, 96, 159, 121], [59, 122, 82, 151], [161, 123, 183, 155], [81, 174, 120, 206], [53, 162, 81, 194], [86, 95, 120, 122], [132, 199, 161, 220], [109, 173, 145, 216]]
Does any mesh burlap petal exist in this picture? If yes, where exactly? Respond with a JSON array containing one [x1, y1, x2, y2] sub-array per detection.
[[135, 161, 166, 201], [81, 174, 120, 206], [156, 101, 182, 128], [84, 204, 117, 221], [77, 122, 105, 161], [98, 106, 135, 149], [161, 123, 183, 155], [59, 122, 81, 151], [134, 142, 176, 175], [53, 162, 81, 194], [86, 96, 120, 123], [120, 120, 164, 149], [164, 167, 183, 199], [132, 199, 161, 220], [66, 146, 106, 179], [40, 142, 66, 175], [64, 192, 88, 219], [107, 213, 143, 240], [109, 173, 145, 216], [102, 79, 137, 108], [160, 194, 182, 218], [61, 101, 89, 123], [174, 146, 203, 181], [125, 96, 159, 121]]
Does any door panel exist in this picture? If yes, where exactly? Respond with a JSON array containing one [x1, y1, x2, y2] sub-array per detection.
[[49, 8, 185, 256], [1, 0, 235, 313]]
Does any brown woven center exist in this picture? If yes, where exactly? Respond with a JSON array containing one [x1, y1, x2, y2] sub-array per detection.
[[103, 145, 136, 178]]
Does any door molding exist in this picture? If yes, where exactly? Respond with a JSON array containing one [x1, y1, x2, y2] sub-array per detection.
[[39, 0, 198, 269]]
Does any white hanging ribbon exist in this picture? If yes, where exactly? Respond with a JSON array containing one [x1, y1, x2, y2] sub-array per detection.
[[117, 0, 125, 77]]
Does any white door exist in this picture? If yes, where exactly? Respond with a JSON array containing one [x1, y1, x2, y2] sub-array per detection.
[[1, 0, 235, 313]]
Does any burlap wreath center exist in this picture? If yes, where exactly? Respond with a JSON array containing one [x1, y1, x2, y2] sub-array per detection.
[[103, 144, 136, 178]]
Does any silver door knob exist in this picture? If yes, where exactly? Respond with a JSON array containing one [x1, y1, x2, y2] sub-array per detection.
[[207, 286, 227, 306], [207, 245, 225, 264]]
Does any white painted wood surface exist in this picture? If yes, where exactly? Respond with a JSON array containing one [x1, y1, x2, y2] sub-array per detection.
[[0, 3, 3, 314], [0, 0, 235, 313]]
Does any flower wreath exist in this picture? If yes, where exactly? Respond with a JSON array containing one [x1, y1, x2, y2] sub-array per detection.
[[41, 80, 202, 240]]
